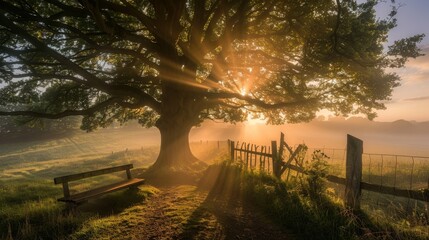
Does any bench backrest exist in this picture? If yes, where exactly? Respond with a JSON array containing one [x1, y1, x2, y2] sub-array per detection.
[[54, 164, 133, 184]]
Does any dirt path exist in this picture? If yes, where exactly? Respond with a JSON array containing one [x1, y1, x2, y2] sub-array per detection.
[[125, 185, 295, 240]]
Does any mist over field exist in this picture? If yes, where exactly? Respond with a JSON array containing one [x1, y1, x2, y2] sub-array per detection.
[[190, 117, 429, 156], [1, 116, 428, 158]]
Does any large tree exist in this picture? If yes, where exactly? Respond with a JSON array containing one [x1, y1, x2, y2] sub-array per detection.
[[0, 0, 424, 174]]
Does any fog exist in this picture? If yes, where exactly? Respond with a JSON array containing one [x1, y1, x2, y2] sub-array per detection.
[[5, 116, 426, 157], [190, 117, 429, 156]]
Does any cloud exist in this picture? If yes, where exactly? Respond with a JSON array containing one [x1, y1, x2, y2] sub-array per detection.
[[403, 95, 429, 101], [398, 45, 429, 83]]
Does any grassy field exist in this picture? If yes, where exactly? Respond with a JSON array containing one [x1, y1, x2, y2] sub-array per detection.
[[1, 128, 428, 239], [294, 148, 429, 236], [0, 128, 228, 239]]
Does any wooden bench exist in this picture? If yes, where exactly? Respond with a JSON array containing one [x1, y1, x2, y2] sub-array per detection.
[[54, 164, 145, 204]]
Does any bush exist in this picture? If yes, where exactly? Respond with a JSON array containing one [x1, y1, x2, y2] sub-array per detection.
[[302, 150, 330, 199]]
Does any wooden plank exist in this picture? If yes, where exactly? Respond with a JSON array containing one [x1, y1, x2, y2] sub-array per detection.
[[254, 145, 259, 170], [233, 149, 272, 157], [278, 132, 285, 161], [326, 175, 346, 185], [272, 141, 280, 178], [360, 182, 428, 202], [126, 169, 132, 179], [259, 146, 264, 171], [229, 140, 235, 162], [62, 182, 70, 198], [283, 163, 304, 174], [282, 137, 294, 155], [280, 145, 305, 176], [240, 142, 246, 165], [54, 164, 133, 184], [290, 166, 428, 202], [58, 178, 145, 203], [267, 146, 271, 173], [245, 144, 250, 169], [324, 175, 428, 202], [345, 134, 363, 210]]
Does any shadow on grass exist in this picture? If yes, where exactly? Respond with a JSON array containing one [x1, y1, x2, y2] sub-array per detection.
[[179, 163, 293, 240], [0, 183, 152, 240], [180, 162, 428, 240], [77, 187, 149, 216]]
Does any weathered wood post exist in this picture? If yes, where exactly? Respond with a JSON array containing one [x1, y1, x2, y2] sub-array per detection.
[[278, 133, 285, 161], [229, 140, 235, 162], [345, 134, 363, 210], [245, 143, 250, 169], [272, 141, 281, 179]]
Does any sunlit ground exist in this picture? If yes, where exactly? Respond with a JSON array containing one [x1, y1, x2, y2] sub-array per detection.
[[0, 119, 428, 239]]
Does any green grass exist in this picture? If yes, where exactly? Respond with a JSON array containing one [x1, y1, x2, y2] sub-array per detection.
[[0, 129, 228, 239], [210, 161, 428, 240], [0, 179, 78, 239], [299, 148, 429, 235], [1, 129, 427, 239], [0, 178, 157, 240], [0, 129, 156, 239], [68, 185, 159, 240]]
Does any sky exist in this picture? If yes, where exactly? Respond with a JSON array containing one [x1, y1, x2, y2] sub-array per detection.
[[371, 0, 429, 122]]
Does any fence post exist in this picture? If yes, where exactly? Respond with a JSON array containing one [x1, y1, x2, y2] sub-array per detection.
[[272, 141, 281, 179], [279, 132, 285, 160], [345, 134, 363, 210], [246, 143, 250, 169], [229, 140, 235, 162]]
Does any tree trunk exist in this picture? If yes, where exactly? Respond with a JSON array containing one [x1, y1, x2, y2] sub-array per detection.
[[144, 117, 206, 184], [146, 92, 207, 182], [147, 54, 206, 181], [152, 122, 200, 171]]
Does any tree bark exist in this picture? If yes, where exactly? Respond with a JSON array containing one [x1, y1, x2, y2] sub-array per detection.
[[147, 46, 207, 178], [148, 86, 207, 177], [152, 121, 200, 171]]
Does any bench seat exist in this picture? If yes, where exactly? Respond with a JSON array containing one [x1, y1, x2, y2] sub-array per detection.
[[58, 178, 145, 204]]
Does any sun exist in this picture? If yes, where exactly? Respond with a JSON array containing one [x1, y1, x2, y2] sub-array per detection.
[[239, 87, 247, 96]]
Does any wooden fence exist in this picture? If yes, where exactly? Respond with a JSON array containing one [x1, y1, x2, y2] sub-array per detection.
[[228, 133, 429, 210]]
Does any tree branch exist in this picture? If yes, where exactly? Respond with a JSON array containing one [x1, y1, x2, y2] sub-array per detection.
[[204, 91, 317, 110], [0, 97, 120, 119]]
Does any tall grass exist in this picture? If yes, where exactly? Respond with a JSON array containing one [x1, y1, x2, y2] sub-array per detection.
[[0, 180, 81, 239], [0, 178, 157, 240], [209, 158, 428, 240], [301, 147, 429, 236]]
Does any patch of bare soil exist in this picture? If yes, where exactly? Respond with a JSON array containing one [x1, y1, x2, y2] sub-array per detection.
[[128, 185, 296, 240]]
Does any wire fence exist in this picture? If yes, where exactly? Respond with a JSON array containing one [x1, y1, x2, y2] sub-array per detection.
[[193, 141, 429, 196], [362, 153, 429, 191], [303, 147, 429, 191]]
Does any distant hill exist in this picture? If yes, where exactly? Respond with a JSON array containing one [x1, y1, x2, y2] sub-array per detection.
[[2, 117, 428, 156], [190, 117, 429, 155]]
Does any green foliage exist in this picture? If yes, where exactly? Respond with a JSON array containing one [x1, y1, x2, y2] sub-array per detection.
[[302, 150, 330, 199], [239, 169, 360, 239], [0, 0, 424, 130], [226, 162, 428, 240]]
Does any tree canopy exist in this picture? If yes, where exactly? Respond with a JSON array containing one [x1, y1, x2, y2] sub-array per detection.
[[0, 0, 424, 172]]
